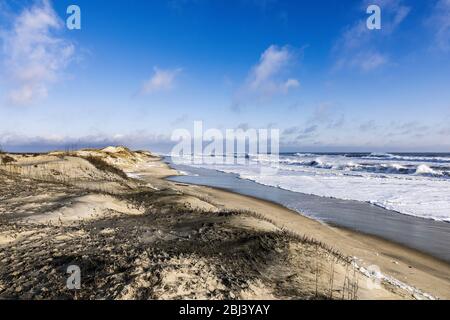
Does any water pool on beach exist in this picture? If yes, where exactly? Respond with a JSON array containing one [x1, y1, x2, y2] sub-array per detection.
[[166, 159, 450, 263]]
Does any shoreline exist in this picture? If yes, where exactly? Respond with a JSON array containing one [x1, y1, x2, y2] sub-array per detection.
[[186, 182, 450, 264], [172, 175, 450, 263], [161, 165, 450, 299], [165, 161, 450, 263]]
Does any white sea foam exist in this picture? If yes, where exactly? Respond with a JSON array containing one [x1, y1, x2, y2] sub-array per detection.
[[355, 261, 435, 300], [174, 153, 450, 222]]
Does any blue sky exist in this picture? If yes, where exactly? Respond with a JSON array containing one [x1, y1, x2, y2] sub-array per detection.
[[0, 0, 450, 152]]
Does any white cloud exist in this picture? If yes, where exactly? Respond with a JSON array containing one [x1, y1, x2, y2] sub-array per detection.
[[428, 0, 450, 52], [332, 0, 409, 71], [247, 45, 299, 94], [348, 51, 388, 71], [1, 0, 75, 105], [282, 78, 300, 92], [140, 67, 182, 95], [232, 45, 300, 110]]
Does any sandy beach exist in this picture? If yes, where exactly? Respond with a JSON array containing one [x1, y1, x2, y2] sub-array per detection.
[[1, 147, 449, 300]]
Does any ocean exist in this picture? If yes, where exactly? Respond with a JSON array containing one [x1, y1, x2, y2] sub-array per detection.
[[170, 152, 450, 222]]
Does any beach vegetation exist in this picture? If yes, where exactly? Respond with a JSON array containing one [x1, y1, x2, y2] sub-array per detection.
[[83, 156, 128, 179]]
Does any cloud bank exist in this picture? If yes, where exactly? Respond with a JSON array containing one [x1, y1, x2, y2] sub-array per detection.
[[0, 131, 174, 153]]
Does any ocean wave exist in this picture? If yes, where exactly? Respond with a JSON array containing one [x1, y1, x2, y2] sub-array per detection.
[[363, 152, 450, 163], [173, 153, 450, 178], [254, 154, 450, 178], [291, 152, 450, 164]]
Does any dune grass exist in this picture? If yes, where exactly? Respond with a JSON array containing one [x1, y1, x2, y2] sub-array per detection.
[[83, 156, 128, 179]]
